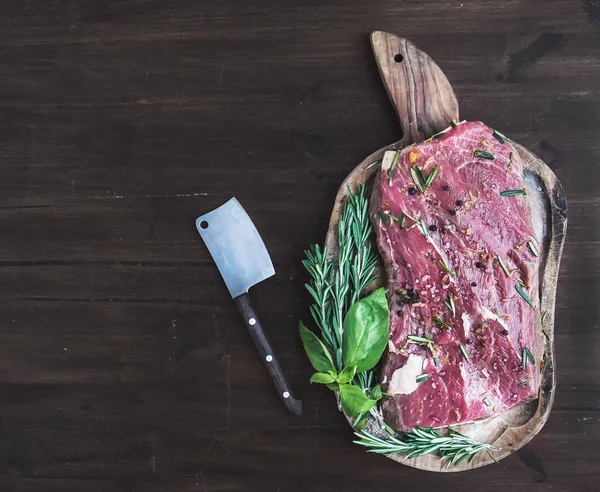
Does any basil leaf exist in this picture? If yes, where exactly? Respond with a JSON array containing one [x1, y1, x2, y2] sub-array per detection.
[[299, 322, 336, 373], [339, 383, 378, 417], [309, 372, 336, 384], [342, 288, 390, 372], [327, 383, 339, 391], [370, 384, 382, 401], [336, 365, 357, 384]]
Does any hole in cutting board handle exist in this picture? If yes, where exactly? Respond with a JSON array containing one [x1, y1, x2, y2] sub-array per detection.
[[394, 53, 403, 63], [200, 220, 209, 229]]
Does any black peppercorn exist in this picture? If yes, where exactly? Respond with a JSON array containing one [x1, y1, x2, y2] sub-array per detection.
[[449, 209, 457, 216], [396, 310, 403, 317], [502, 329, 509, 336], [475, 261, 484, 268], [471, 281, 477, 287], [443, 185, 450, 191], [429, 224, 438, 232], [455, 200, 463, 207], [466, 339, 473, 345], [408, 187, 417, 195]]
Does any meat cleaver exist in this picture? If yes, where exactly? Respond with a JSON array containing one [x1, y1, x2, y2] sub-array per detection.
[[196, 198, 302, 415]]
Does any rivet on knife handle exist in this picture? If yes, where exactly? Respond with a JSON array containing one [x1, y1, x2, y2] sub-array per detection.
[[234, 293, 303, 415]]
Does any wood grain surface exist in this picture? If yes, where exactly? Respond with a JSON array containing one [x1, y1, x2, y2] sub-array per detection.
[[0, 1, 597, 491]]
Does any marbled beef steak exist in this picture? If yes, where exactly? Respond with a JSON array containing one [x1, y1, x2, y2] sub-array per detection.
[[372, 121, 542, 431]]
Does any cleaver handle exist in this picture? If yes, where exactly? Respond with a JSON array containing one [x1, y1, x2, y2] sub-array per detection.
[[233, 293, 303, 416]]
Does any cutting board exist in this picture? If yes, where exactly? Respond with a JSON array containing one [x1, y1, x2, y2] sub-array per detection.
[[324, 32, 567, 472]]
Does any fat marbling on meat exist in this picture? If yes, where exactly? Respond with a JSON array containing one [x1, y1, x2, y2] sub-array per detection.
[[371, 121, 542, 431]]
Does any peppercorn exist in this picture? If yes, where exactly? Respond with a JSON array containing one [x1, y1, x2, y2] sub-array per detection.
[[429, 224, 438, 232], [455, 200, 463, 207], [408, 187, 417, 195], [475, 261, 484, 268], [466, 339, 473, 345], [502, 329, 509, 336], [449, 209, 457, 216], [443, 185, 450, 192], [471, 281, 477, 287], [396, 310, 403, 317]]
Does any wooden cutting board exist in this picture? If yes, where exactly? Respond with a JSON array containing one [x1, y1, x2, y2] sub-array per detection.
[[325, 31, 567, 472]]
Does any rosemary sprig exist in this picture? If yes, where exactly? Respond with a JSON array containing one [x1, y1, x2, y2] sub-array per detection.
[[445, 296, 456, 317], [354, 427, 498, 466], [407, 335, 435, 345], [500, 189, 527, 196], [515, 284, 534, 308], [474, 150, 494, 160], [303, 185, 379, 369]]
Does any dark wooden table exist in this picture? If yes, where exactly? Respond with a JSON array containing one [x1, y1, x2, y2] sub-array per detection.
[[0, 1, 598, 491]]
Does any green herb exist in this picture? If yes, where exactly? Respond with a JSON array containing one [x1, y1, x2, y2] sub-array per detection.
[[515, 284, 534, 308], [541, 353, 548, 375], [342, 288, 390, 373], [387, 152, 401, 186], [299, 322, 337, 374], [418, 219, 429, 239], [521, 347, 535, 370], [339, 383, 378, 417], [527, 240, 539, 257], [517, 278, 527, 288], [445, 296, 456, 317], [407, 335, 435, 345], [541, 310, 548, 326], [365, 159, 382, 170], [416, 373, 429, 383], [439, 259, 456, 276], [309, 372, 337, 384], [388, 213, 402, 223], [449, 120, 457, 128], [354, 427, 498, 466], [483, 397, 491, 407], [497, 255, 511, 277], [410, 167, 425, 193], [433, 317, 451, 330], [425, 165, 439, 187], [508, 152, 513, 168], [474, 150, 494, 160], [459, 344, 470, 361], [415, 166, 427, 184], [402, 210, 418, 224], [378, 211, 391, 226], [518, 380, 530, 387], [493, 130, 506, 144], [336, 365, 358, 384], [500, 189, 527, 196], [433, 132, 445, 140], [433, 357, 440, 366]]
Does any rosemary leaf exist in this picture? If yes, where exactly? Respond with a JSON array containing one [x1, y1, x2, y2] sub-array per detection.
[[365, 159, 382, 170], [407, 335, 435, 345], [497, 255, 511, 277], [445, 296, 456, 317], [500, 189, 527, 196], [433, 317, 451, 330], [410, 167, 425, 193], [521, 347, 535, 370], [527, 240, 539, 257], [449, 120, 457, 128], [425, 165, 439, 187], [439, 259, 456, 277], [416, 373, 429, 383], [493, 130, 506, 144], [474, 150, 494, 160], [378, 211, 391, 226], [515, 284, 534, 308], [459, 344, 470, 361], [541, 310, 548, 326], [518, 380, 530, 387], [387, 151, 401, 186]]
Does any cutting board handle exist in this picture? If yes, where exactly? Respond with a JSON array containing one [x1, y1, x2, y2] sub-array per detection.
[[370, 32, 460, 146]]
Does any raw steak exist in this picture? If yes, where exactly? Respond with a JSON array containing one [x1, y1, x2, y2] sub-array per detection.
[[371, 121, 542, 431]]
